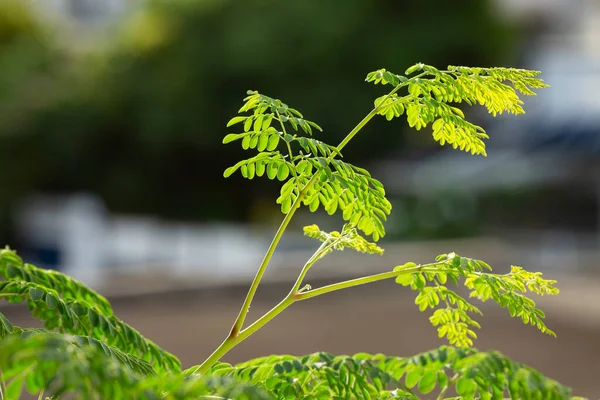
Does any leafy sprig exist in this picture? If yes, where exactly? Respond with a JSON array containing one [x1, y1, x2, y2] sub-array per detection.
[[394, 252, 558, 347], [303, 224, 384, 255], [0, 248, 180, 374], [223, 91, 392, 240], [204, 346, 575, 400], [366, 63, 548, 155], [0, 248, 112, 315], [0, 331, 270, 400]]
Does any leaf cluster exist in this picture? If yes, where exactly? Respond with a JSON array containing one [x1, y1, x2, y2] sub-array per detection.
[[303, 224, 384, 255], [0, 248, 274, 399], [222, 91, 391, 240], [394, 253, 558, 347], [0, 331, 271, 399], [0, 248, 180, 374], [366, 64, 548, 155], [202, 346, 576, 400]]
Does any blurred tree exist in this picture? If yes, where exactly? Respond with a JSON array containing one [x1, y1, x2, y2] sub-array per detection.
[[0, 0, 519, 226], [0, 0, 69, 241]]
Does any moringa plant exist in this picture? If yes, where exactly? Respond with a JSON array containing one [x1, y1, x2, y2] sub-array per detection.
[[0, 63, 584, 399]]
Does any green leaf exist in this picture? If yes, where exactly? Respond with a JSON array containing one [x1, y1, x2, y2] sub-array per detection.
[[5, 375, 24, 400], [405, 368, 422, 388], [253, 115, 264, 133], [267, 134, 280, 151], [226, 116, 246, 127], [437, 371, 448, 388], [0, 312, 14, 338], [309, 197, 319, 212], [241, 135, 251, 150], [256, 160, 266, 177], [223, 166, 236, 178], [243, 116, 253, 132], [456, 377, 477, 398], [6, 264, 19, 279], [395, 273, 413, 286], [266, 162, 278, 179], [29, 287, 44, 301], [222, 133, 245, 144], [405, 63, 424, 75], [45, 293, 58, 309], [249, 135, 259, 149], [418, 371, 437, 394], [88, 309, 99, 327], [256, 135, 268, 151], [276, 163, 289, 181], [411, 273, 426, 290]]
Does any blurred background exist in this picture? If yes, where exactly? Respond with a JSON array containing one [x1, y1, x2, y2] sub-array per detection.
[[1, 0, 599, 396]]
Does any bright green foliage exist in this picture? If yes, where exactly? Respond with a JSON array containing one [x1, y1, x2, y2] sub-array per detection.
[[0, 332, 270, 399], [0, 332, 147, 399], [0, 311, 14, 338], [0, 248, 180, 374], [393, 253, 558, 347], [0, 248, 112, 314], [303, 224, 384, 255], [0, 64, 578, 399], [223, 91, 391, 241], [204, 346, 576, 400], [366, 63, 548, 155]]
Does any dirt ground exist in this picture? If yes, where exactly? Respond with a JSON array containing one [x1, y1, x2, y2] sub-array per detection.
[[2, 278, 599, 398]]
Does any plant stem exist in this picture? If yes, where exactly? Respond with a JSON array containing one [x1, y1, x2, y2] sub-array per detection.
[[294, 265, 446, 301], [289, 240, 334, 294], [192, 295, 295, 375], [277, 110, 302, 195], [229, 200, 301, 337], [193, 242, 332, 375], [236, 295, 294, 343], [336, 72, 426, 153], [193, 263, 446, 374], [436, 372, 460, 400]]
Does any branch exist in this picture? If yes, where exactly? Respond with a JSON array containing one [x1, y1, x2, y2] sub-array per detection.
[[294, 264, 447, 301]]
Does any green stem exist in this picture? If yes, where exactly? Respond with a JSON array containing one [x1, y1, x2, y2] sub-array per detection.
[[276, 110, 302, 195], [336, 72, 426, 153], [289, 240, 334, 294], [294, 265, 446, 301], [192, 294, 296, 375], [236, 295, 294, 344], [194, 264, 447, 375], [229, 198, 302, 337], [436, 372, 460, 400], [193, 243, 332, 375]]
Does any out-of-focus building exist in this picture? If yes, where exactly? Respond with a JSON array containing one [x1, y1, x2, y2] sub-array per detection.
[[15, 193, 272, 288]]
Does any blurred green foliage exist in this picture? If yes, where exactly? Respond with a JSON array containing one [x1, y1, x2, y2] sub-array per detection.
[[0, 0, 519, 230]]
